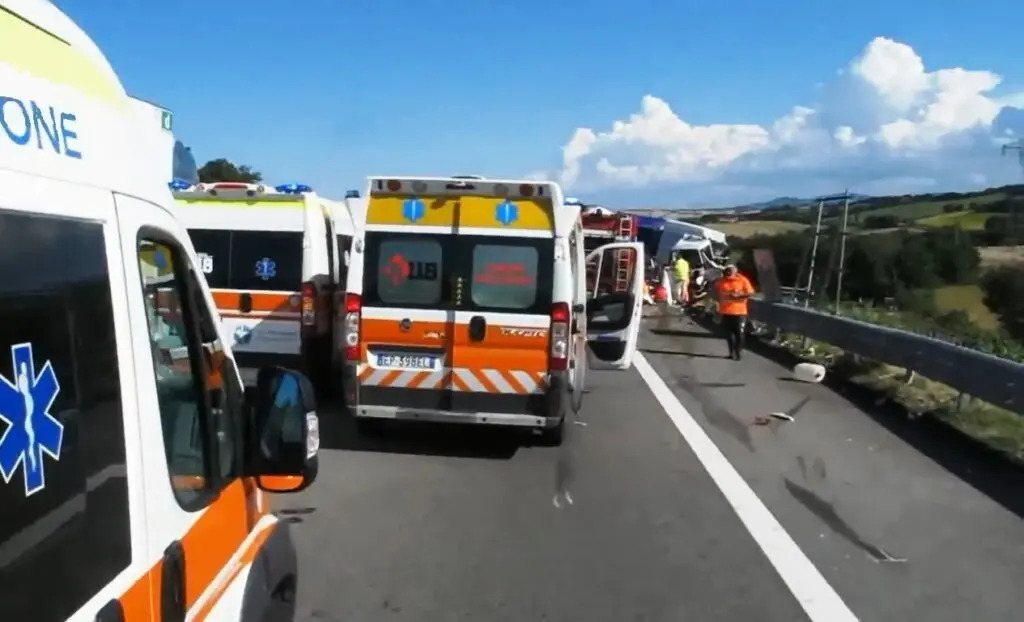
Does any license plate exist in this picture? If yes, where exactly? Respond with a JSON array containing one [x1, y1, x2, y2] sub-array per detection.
[[376, 353, 436, 369]]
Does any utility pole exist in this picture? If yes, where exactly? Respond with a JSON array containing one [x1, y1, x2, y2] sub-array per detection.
[[803, 198, 825, 308], [833, 190, 853, 314]]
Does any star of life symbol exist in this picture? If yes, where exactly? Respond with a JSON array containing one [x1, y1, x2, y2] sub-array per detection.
[[0, 343, 63, 497], [255, 257, 277, 281]]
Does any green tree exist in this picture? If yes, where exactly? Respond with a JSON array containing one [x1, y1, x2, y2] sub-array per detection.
[[197, 158, 263, 183], [894, 233, 940, 289], [924, 229, 980, 284], [982, 265, 1024, 339]]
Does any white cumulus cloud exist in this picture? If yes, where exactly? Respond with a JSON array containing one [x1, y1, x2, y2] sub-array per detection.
[[535, 37, 1024, 205]]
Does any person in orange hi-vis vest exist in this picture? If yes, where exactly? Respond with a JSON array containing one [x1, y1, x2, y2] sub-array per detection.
[[715, 264, 756, 360]]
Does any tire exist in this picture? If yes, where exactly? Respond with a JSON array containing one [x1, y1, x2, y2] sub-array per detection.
[[355, 417, 384, 436]]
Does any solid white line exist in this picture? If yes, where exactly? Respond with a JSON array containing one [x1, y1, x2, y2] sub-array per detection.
[[632, 352, 859, 622]]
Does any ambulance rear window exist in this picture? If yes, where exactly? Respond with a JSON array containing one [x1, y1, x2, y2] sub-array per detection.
[[368, 237, 444, 306], [187, 228, 230, 288], [229, 230, 303, 291], [470, 244, 541, 309], [186, 229, 303, 291]]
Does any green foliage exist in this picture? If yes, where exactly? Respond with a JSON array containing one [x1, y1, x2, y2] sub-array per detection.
[[197, 158, 263, 183], [863, 214, 900, 229], [981, 265, 1024, 340]]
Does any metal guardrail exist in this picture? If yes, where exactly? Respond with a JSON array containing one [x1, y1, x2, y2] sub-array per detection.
[[747, 299, 1024, 415]]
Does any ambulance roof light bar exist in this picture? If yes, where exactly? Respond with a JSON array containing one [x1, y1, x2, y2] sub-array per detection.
[[275, 183, 313, 194], [372, 177, 546, 198]]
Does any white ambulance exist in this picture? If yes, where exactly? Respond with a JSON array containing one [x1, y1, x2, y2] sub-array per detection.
[[0, 1, 321, 620], [341, 176, 646, 445], [172, 182, 355, 392]]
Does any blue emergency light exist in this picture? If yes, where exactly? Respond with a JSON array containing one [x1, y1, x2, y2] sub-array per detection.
[[168, 178, 193, 191], [345, 189, 360, 199], [275, 183, 313, 194]]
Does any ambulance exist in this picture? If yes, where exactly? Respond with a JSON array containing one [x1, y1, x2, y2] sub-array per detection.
[[1, 1, 320, 620], [341, 176, 646, 445], [171, 181, 355, 392]]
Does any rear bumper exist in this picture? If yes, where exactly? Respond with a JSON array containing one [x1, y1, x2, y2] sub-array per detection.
[[343, 366, 568, 429]]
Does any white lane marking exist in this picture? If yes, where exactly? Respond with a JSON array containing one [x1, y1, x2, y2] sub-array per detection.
[[633, 352, 859, 622]]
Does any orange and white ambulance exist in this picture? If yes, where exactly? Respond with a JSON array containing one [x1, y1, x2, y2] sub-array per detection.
[[1, 1, 320, 620], [341, 176, 646, 446], [172, 182, 354, 391]]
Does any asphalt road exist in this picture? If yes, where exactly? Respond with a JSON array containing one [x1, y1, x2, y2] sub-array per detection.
[[274, 312, 1024, 622]]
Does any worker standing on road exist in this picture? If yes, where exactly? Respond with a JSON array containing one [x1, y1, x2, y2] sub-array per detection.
[[672, 252, 691, 306], [716, 264, 756, 360]]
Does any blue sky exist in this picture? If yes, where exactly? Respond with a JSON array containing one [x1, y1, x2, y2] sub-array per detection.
[[55, 0, 1024, 207]]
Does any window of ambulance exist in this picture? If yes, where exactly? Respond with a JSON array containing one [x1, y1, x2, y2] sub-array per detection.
[[186, 229, 303, 292], [465, 239, 552, 313], [363, 235, 447, 308], [229, 230, 304, 292], [0, 209, 129, 622], [186, 228, 231, 288]]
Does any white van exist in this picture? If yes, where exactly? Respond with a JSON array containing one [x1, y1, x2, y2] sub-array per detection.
[[340, 176, 646, 445], [172, 182, 355, 391], [0, 1, 321, 620]]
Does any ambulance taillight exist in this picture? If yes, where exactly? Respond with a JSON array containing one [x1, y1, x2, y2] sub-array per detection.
[[300, 282, 316, 332], [549, 302, 570, 371], [343, 293, 362, 361]]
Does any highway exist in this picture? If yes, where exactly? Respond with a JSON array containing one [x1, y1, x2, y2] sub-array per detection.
[[275, 312, 1024, 621]]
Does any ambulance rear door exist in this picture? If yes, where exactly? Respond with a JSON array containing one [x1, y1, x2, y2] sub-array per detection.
[[585, 241, 645, 370], [358, 184, 455, 412]]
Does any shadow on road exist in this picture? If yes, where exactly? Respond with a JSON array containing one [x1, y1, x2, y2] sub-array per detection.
[[720, 322, 1024, 521], [649, 328, 720, 340], [315, 398, 526, 460]]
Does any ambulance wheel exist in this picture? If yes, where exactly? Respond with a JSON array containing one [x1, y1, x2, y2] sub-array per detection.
[[355, 417, 384, 436], [537, 416, 565, 447]]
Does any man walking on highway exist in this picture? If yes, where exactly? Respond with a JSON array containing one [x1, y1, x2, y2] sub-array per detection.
[[716, 264, 756, 360], [671, 252, 690, 306]]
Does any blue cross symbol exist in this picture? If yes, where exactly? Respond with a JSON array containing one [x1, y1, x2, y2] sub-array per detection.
[[402, 197, 426, 222], [0, 343, 63, 497], [495, 200, 519, 226], [255, 257, 277, 281]]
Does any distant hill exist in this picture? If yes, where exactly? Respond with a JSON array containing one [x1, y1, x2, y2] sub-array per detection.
[[735, 194, 872, 212]]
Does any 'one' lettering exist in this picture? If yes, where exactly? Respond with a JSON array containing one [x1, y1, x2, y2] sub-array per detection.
[[0, 96, 82, 159]]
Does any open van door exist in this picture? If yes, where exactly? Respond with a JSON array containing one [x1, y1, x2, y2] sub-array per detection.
[[584, 242, 645, 370]]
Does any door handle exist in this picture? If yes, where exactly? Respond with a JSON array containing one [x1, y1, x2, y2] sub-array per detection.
[[468, 315, 486, 342], [161, 541, 187, 622], [239, 292, 253, 313], [94, 600, 124, 622]]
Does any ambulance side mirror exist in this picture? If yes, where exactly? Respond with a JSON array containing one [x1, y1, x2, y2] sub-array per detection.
[[251, 366, 320, 493]]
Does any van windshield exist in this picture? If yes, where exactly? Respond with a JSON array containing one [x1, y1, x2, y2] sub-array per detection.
[[187, 229, 303, 291]]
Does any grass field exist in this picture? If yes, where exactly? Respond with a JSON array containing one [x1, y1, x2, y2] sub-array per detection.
[[931, 284, 1001, 330], [714, 220, 808, 238], [916, 210, 992, 230], [853, 192, 1006, 220]]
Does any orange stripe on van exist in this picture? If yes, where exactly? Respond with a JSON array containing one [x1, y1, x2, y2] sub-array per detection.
[[118, 478, 269, 621], [211, 290, 300, 313]]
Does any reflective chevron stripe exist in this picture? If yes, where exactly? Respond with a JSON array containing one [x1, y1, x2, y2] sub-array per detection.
[[357, 364, 547, 394]]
